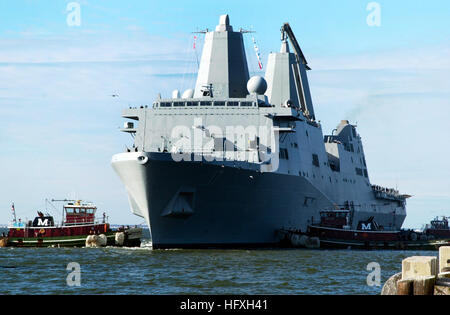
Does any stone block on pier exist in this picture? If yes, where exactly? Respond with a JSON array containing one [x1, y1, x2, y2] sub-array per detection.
[[402, 256, 437, 280], [439, 246, 450, 273]]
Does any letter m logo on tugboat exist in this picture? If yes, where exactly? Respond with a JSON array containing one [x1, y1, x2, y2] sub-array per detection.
[[33, 211, 54, 226], [37, 218, 49, 226], [32, 211, 54, 227], [360, 223, 372, 230]]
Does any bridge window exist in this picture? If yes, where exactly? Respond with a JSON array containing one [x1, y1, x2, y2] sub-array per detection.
[[186, 101, 199, 106], [214, 101, 225, 106], [227, 101, 239, 107], [160, 102, 172, 107], [200, 101, 212, 106], [240, 102, 253, 107], [173, 102, 185, 107]]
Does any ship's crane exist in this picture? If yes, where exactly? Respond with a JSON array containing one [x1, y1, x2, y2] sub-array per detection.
[[281, 23, 310, 70], [281, 23, 316, 121]]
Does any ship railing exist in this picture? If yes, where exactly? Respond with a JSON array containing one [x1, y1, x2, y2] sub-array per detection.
[[371, 184, 405, 200], [63, 217, 109, 226], [372, 184, 399, 195]]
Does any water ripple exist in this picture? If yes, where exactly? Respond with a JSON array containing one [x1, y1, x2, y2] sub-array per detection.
[[0, 240, 437, 295]]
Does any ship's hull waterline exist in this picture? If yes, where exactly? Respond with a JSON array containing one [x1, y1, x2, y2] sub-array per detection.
[[112, 152, 405, 249]]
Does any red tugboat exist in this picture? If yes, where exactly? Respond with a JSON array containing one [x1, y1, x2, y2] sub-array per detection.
[[3, 200, 142, 247], [303, 209, 450, 250], [277, 206, 450, 250], [306, 208, 400, 249]]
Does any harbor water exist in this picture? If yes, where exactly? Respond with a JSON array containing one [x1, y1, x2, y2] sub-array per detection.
[[0, 228, 436, 295]]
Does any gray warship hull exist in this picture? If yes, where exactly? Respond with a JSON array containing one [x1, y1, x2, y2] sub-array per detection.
[[112, 152, 405, 249]]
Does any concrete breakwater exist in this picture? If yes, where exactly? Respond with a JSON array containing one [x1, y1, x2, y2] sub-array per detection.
[[382, 246, 450, 295]]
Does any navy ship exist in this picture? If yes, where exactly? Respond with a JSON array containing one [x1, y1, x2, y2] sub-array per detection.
[[111, 15, 409, 249]]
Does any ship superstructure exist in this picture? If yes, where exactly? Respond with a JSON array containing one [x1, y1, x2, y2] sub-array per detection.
[[112, 15, 409, 249]]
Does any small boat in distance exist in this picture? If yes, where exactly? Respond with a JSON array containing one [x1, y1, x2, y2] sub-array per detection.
[[2, 200, 142, 247], [423, 216, 450, 239]]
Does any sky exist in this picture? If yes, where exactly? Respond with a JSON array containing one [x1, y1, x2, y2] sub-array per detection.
[[0, 0, 449, 227]]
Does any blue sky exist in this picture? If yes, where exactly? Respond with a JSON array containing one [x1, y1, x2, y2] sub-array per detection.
[[0, 0, 449, 227]]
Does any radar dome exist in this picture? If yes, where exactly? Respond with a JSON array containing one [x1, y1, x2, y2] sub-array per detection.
[[247, 76, 267, 95], [182, 89, 194, 99]]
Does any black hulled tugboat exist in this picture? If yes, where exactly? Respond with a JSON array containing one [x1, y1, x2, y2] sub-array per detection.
[[279, 208, 450, 250]]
